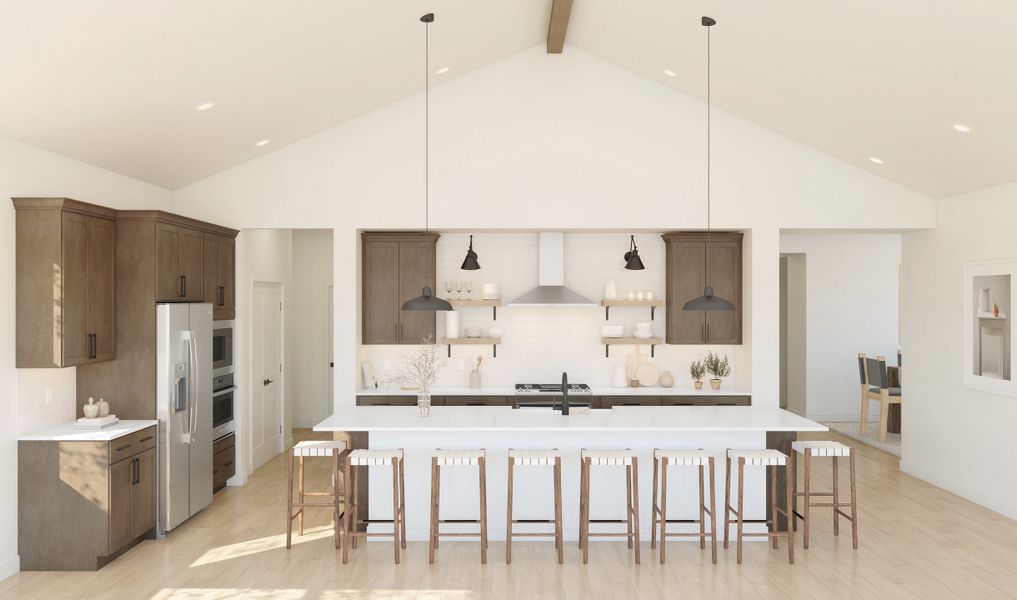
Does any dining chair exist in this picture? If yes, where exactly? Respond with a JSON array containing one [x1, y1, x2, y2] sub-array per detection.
[[862, 355, 901, 442]]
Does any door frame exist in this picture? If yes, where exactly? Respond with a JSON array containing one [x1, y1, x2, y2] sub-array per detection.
[[249, 278, 286, 471]]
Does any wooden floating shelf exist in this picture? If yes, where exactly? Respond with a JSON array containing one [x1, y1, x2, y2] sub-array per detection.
[[448, 299, 501, 319], [601, 337, 662, 358], [601, 299, 663, 320], [442, 337, 501, 358]]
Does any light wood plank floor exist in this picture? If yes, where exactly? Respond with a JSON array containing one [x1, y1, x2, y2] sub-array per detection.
[[2, 430, 1017, 599]]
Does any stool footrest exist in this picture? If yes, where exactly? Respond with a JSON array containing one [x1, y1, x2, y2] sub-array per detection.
[[512, 532, 558, 538], [511, 519, 555, 524], [438, 519, 481, 524], [664, 531, 716, 538], [586, 532, 636, 538], [291, 502, 342, 509], [435, 532, 485, 538]]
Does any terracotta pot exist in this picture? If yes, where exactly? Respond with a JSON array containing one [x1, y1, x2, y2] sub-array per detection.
[[710, 379, 722, 390], [693, 381, 704, 390]]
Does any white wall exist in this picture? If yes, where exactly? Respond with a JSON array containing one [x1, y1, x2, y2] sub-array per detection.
[[170, 46, 934, 418], [902, 185, 1017, 520], [235, 229, 293, 479], [363, 232, 744, 390], [780, 233, 902, 422], [291, 230, 334, 427], [1, 136, 171, 579]]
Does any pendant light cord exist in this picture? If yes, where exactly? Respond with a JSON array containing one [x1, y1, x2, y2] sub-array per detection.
[[703, 19, 712, 284], [424, 18, 430, 233]]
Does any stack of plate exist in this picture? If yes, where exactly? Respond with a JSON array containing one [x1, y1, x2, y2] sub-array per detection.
[[482, 282, 500, 299]]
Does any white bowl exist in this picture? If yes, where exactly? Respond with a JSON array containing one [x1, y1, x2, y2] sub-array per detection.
[[633, 330, 654, 339], [601, 325, 624, 338]]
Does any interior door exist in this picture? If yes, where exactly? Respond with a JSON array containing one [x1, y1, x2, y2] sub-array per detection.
[[61, 211, 90, 365], [251, 282, 283, 470], [328, 285, 334, 415], [86, 216, 116, 361]]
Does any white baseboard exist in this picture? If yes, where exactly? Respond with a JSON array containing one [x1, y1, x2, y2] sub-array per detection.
[[900, 461, 1017, 521], [226, 472, 247, 487], [0, 555, 20, 581]]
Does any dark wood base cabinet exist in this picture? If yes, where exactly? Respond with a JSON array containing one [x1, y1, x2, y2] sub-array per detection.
[[213, 433, 236, 493], [18, 426, 157, 571]]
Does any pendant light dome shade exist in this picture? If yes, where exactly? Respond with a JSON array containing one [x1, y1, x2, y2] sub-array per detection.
[[624, 235, 645, 270], [461, 235, 481, 270], [683, 286, 734, 311], [402, 285, 453, 311]]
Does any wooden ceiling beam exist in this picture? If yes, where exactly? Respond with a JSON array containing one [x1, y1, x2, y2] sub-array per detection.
[[546, 0, 573, 53]]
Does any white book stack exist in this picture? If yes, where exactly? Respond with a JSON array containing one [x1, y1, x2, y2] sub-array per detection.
[[74, 415, 120, 429]]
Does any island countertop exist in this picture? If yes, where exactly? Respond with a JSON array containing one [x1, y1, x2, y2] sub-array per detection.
[[314, 405, 824, 433], [357, 386, 752, 397]]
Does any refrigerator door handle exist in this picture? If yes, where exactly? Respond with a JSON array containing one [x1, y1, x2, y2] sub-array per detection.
[[188, 330, 199, 444]]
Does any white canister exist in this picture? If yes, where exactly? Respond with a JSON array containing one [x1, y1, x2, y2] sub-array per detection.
[[646, 291, 654, 301], [627, 291, 636, 301], [613, 364, 628, 387], [634, 322, 653, 337], [636, 291, 645, 301], [605, 280, 617, 300], [444, 311, 461, 339]]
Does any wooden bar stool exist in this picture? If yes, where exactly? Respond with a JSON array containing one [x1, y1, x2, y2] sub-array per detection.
[[579, 449, 640, 564], [723, 449, 794, 564], [429, 449, 489, 564], [791, 440, 858, 549], [286, 440, 347, 550], [650, 449, 717, 564], [342, 449, 405, 565], [506, 449, 563, 565]]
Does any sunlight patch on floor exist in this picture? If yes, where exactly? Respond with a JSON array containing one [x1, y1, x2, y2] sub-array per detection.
[[189, 526, 335, 567], [319, 591, 474, 600], [152, 589, 306, 600]]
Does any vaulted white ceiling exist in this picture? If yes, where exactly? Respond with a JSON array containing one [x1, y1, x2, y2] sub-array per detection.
[[1, 1, 1014, 197]]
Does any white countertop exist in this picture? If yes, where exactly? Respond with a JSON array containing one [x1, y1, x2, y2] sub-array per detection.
[[357, 386, 751, 397], [314, 406, 823, 433], [18, 420, 158, 442]]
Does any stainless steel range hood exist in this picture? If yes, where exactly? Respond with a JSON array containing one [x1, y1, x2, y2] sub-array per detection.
[[508, 233, 597, 307]]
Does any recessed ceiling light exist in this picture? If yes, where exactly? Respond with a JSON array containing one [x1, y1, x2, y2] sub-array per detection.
[[953, 123, 972, 133], [195, 102, 215, 111], [868, 156, 885, 165], [436, 66, 450, 75], [662, 69, 677, 78], [255, 139, 270, 147]]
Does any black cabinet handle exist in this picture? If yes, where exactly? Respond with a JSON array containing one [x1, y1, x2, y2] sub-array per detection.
[[115, 444, 132, 452], [140, 436, 154, 443], [218, 286, 225, 306], [179, 275, 186, 298], [706, 323, 710, 341], [224, 461, 234, 468]]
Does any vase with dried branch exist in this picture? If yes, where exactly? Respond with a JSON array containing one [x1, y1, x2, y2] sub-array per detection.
[[388, 336, 445, 415]]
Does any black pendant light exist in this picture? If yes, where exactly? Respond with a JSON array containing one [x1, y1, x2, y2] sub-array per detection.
[[624, 235, 645, 270], [402, 12, 453, 313], [460, 234, 481, 270], [684, 16, 734, 312]]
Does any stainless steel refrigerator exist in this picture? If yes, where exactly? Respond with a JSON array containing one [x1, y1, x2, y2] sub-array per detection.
[[156, 303, 214, 533]]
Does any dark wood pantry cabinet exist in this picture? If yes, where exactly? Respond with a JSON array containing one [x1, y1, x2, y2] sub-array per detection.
[[204, 232, 236, 320], [361, 232, 440, 344], [662, 232, 743, 344], [155, 222, 205, 302], [13, 198, 117, 367]]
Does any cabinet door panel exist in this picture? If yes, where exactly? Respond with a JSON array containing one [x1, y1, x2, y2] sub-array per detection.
[[362, 242, 400, 343], [109, 458, 134, 553], [666, 241, 706, 344], [443, 396, 509, 406], [398, 241, 436, 344], [179, 227, 204, 301], [219, 236, 235, 316], [87, 216, 116, 361], [132, 449, 156, 538], [155, 224, 182, 301], [596, 396, 662, 409], [61, 212, 90, 365], [203, 234, 219, 309], [356, 395, 417, 406], [704, 240, 742, 344]]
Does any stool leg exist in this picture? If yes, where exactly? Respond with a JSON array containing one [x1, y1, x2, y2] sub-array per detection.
[[505, 456, 514, 565], [581, 457, 591, 565], [698, 463, 706, 550], [479, 457, 488, 564], [342, 458, 351, 564], [803, 448, 812, 550], [399, 456, 407, 549], [770, 464, 779, 549], [659, 457, 668, 564], [434, 462, 441, 550], [577, 463, 585, 549], [736, 458, 744, 564], [832, 455, 840, 537], [708, 457, 717, 564], [625, 464, 634, 550], [298, 455, 305, 536], [429, 459, 438, 564], [554, 457, 564, 565], [632, 457, 641, 564], [333, 450, 341, 550], [723, 455, 731, 550], [786, 460, 795, 564], [850, 451, 859, 549], [650, 456, 659, 551], [392, 458, 401, 565], [792, 450, 799, 532], [351, 465, 361, 550], [286, 450, 294, 549]]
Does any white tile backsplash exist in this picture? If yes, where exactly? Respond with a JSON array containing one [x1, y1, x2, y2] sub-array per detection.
[[362, 232, 742, 389], [17, 368, 76, 435]]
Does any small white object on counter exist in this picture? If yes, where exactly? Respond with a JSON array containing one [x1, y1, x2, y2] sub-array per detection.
[[74, 415, 119, 429], [20, 419, 158, 442]]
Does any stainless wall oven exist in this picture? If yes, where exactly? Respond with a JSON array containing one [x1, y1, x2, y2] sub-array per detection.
[[212, 324, 233, 374], [212, 372, 236, 440]]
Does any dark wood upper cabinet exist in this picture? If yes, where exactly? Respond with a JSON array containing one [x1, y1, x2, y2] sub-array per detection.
[[13, 198, 118, 367], [362, 232, 439, 344], [156, 223, 204, 302], [204, 233, 236, 320], [662, 232, 743, 345]]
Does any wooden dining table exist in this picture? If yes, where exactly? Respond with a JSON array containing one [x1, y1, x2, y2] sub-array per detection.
[[887, 365, 901, 433]]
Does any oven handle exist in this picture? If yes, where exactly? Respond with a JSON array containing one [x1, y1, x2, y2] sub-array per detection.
[[212, 385, 238, 397]]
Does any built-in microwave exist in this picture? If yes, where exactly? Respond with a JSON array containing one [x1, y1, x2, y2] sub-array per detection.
[[212, 372, 236, 441], [212, 323, 233, 374]]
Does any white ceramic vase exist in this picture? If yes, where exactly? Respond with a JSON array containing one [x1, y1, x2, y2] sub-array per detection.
[[605, 280, 617, 300], [444, 311, 461, 339]]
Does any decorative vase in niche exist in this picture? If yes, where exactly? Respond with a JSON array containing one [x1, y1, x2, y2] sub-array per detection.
[[710, 378, 722, 390], [97, 398, 110, 417], [417, 392, 432, 416], [994, 302, 1000, 317], [978, 288, 991, 313], [604, 280, 617, 300], [693, 381, 704, 391]]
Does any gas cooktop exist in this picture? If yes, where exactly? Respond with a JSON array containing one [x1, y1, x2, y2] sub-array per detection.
[[515, 383, 592, 395]]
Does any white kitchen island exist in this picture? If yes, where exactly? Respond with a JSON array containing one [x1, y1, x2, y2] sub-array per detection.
[[314, 406, 826, 542]]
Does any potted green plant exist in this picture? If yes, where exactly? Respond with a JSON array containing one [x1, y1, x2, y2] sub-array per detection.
[[689, 360, 706, 390], [704, 351, 730, 390]]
